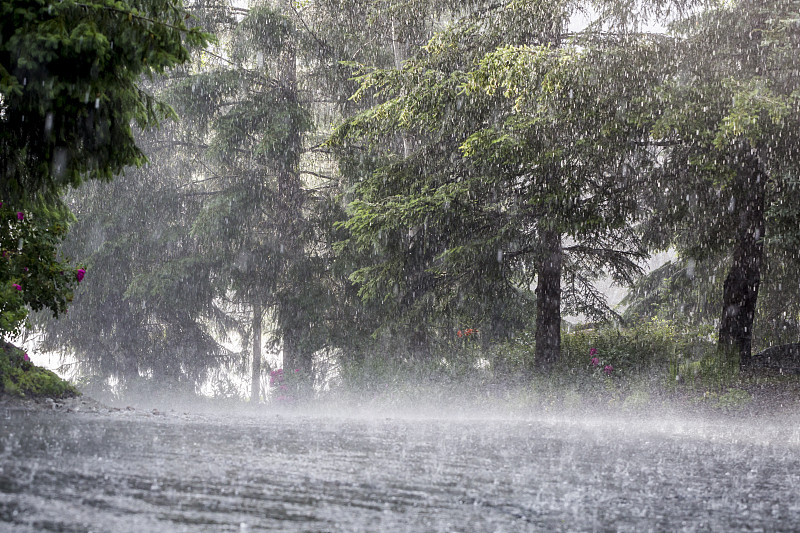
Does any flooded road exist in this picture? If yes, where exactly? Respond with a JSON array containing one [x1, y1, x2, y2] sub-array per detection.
[[1, 406, 800, 532]]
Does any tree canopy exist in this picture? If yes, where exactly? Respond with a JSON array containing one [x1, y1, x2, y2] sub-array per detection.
[[1, 0, 209, 336], [13, 0, 800, 397]]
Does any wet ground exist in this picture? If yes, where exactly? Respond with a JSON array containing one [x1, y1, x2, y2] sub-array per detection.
[[1, 403, 800, 532]]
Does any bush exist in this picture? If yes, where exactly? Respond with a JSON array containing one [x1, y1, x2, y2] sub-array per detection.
[[0, 341, 78, 399], [489, 318, 716, 383], [561, 318, 716, 379]]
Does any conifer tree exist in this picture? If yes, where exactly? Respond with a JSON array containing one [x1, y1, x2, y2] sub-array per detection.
[[1, 0, 209, 338], [330, 1, 661, 371], [642, 0, 800, 370]]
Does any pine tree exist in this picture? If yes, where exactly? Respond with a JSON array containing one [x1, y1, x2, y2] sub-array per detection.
[[642, 0, 800, 371], [1, 0, 209, 338], [330, 1, 660, 372]]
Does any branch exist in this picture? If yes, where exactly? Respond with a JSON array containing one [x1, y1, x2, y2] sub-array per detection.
[[300, 170, 335, 181], [631, 139, 684, 147], [74, 2, 192, 33], [562, 244, 645, 258], [289, 3, 334, 58], [561, 30, 673, 40]]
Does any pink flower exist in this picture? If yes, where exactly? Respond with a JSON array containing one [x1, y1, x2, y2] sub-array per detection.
[[76, 268, 86, 282], [591, 357, 599, 367], [589, 347, 597, 356], [12, 283, 21, 291], [604, 365, 613, 375], [294, 369, 300, 373], [23, 353, 30, 362], [16, 212, 23, 221]]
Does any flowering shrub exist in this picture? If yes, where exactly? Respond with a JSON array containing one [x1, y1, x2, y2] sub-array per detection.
[[562, 319, 716, 378], [1, 341, 78, 398], [586, 347, 614, 378], [0, 202, 84, 336], [269, 368, 302, 404]]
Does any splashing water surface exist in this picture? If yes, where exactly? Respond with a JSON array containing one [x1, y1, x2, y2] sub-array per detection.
[[1, 407, 799, 532]]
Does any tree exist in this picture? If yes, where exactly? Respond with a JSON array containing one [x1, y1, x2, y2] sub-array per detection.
[[164, 0, 427, 399], [1, 0, 209, 339], [38, 150, 239, 390], [0, 0, 209, 202], [30, 0, 419, 399], [331, 1, 660, 372], [643, 0, 800, 370]]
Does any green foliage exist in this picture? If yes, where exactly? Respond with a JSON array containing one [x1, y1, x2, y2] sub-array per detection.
[[229, 4, 293, 64], [1, 0, 211, 358], [329, 1, 664, 368], [495, 318, 716, 379], [36, 155, 238, 388], [0, 0, 211, 203], [621, 259, 725, 327], [622, 256, 800, 355], [0, 341, 78, 398], [636, 0, 800, 372], [0, 202, 81, 336]]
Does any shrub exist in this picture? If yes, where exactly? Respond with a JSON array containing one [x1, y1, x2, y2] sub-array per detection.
[[561, 318, 716, 379], [0, 341, 78, 399]]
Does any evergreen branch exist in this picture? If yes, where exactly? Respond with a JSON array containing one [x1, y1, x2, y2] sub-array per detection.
[[147, 140, 208, 151], [561, 30, 673, 40], [631, 139, 684, 147], [288, 3, 334, 57], [299, 170, 335, 181], [562, 244, 646, 258], [73, 2, 195, 33]]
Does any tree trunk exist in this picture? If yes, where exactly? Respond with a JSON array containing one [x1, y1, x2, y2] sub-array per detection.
[[282, 332, 313, 399], [120, 353, 139, 388], [275, 1, 314, 394], [534, 229, 562, 373], [717, 154, 766, 371], [250, 298, 263, 402], [410, 326, 430, 360]]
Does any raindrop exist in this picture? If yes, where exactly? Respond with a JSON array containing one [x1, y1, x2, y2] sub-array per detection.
[[95, 98, 100, 109], [52, 148, 68, 178]]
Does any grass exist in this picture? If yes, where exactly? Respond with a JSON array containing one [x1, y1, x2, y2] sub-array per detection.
[[321, 319, 800, 417]]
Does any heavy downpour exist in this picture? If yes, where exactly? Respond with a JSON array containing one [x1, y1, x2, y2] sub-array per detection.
[[2, 0, 800, 531]]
